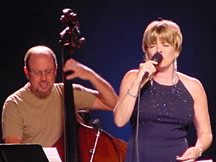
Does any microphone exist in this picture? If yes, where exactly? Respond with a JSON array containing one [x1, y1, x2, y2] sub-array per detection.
[[142, 52, 163, 79], [91, 118, 101, 131]]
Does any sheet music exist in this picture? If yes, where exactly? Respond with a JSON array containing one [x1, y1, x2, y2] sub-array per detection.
[[43, 147, 62, 162]]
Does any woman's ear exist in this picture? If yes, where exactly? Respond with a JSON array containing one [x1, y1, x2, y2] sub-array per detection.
[[174, 52, 179, 59]]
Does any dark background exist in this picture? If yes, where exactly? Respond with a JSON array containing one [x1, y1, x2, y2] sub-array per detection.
[[0, 0, 215, 160]]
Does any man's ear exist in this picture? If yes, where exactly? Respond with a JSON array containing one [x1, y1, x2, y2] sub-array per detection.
[[24, 67, 29, 80], [54, 66, 58, 76]]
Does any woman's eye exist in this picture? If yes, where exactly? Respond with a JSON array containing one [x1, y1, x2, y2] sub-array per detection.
[[163, 44, 170, 47], [149, 45, 155, 48]]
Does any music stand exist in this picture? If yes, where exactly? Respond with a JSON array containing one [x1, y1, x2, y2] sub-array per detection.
[[0, 144, 49, 162]]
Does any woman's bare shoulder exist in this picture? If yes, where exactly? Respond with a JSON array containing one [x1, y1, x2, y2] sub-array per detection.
[[123, 69, 138, 79], [177, 72, 204, 96], [178, 72, 201, 85], [119, 69, 139, 87]]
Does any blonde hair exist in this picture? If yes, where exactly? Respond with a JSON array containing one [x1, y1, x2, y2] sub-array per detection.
[[142, 19, 182, 60]]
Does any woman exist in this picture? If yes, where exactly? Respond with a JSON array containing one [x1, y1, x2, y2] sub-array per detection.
[[114, 19, 212, 162]]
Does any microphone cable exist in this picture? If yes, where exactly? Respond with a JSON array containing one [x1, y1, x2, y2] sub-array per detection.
[[134, 83, 142, 162]]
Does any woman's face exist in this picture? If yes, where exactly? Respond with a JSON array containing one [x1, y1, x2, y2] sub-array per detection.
[[146, 37, 176, 71]]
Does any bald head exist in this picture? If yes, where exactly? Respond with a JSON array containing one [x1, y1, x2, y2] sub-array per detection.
[[24, 45, 58, 70]]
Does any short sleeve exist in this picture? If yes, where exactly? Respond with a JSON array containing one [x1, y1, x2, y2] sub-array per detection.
[[2, 98, 23, 139], [73, 84, 97, 110]]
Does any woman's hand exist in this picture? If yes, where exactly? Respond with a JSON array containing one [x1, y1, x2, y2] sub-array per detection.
[[176, 147, 202, 162], [136, 60, 158, 82]]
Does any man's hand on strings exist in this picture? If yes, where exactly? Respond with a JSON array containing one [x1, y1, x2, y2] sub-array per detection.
[[63, 58, 94, 81]]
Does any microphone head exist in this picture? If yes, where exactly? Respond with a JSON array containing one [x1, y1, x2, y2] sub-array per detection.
[[91, 118, 101, 130], [151, 52, 163, 64]]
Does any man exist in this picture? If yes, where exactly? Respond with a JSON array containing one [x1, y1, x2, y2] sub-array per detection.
[[1, 45, 118, 147]]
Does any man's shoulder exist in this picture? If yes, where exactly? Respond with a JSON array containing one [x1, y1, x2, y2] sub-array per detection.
[[5, 83, 29, 103], [54, 82, 94, 91], [53, 83, 97, 96], [53, 83, 63, 89]]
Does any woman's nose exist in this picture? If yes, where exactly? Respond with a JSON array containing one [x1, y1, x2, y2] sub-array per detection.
[[156, 46, 162, 53]]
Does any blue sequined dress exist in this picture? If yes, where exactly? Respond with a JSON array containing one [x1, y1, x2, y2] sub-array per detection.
[[125, 80, 194, 162]]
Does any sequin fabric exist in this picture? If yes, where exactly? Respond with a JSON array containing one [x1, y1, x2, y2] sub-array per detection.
[[125, 80, 194, 162]]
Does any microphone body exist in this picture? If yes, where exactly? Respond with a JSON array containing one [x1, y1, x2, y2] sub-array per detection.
[[142, 52, 163, 80]]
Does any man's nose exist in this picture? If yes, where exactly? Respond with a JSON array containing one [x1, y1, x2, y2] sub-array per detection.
[[40, 72, 47, 80]]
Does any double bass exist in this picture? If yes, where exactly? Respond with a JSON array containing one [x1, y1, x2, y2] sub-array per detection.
[[54, 8, 127, 162]]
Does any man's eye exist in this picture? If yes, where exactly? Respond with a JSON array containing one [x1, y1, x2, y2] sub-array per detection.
[[46, 70, 52, 74], [34, 71, 40, 74]]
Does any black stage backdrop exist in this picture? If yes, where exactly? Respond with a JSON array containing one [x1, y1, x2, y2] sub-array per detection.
[[0, 0, 215, 160]]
